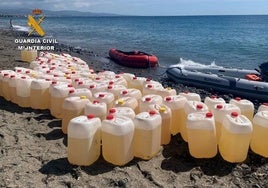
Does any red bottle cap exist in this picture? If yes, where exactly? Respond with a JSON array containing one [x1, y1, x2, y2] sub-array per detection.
[[216, 104, 223, 109], [89, 85, 95, 89], [122, 90, 128, 95], [145, 97, 151, 102], [87, 114, 95, 119], [196, 104, 203, 109], [109, 108, 116, 113], [26, 70, 30, 74], [99, 93, 105, 98], [211, 95, 217, 99], [235, 97, 241, 101], [4, 73, 9, 77], [17, 69, 22, 72], [206, 112, 213, 118], [149, 110, 157, 116], [68, 84, 73, 87], [78, 81, 83, 85], [115, 75, 120, 78], [133, 77, 137, 80], [106, 114, 114, 120], [46, 70, 51, 74], [54, 74, 59, 77], [10, 75, 15, 78], [165, 96, 172, 101], [21, 76, 26, 79], [147, 84, 153, 88], [231, 112, 239, 117], [52, 81, 57, 85], [109, 81, 114, 85], [69, 89, 75, 94], [45, 78, 51, 81], [93, 100, 99, 104], [108, 85, 113, 89], [74, 78, 79, 82], [95, 77, 101, 80], [146, 78, 151, 81]]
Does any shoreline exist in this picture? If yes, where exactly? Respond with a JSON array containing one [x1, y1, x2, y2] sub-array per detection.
[[0, 28, 267, 187]]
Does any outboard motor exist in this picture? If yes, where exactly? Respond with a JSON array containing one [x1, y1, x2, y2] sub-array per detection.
[[259, 62, 268, 81]]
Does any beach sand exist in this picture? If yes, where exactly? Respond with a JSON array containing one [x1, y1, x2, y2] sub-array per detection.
[[0, 29, 267, 187]]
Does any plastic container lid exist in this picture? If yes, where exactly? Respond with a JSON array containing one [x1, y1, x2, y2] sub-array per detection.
[[159, 107, 166, 113], [106, 114, 114, 120], [235, 97, 241, 101], [149, 110, 157, 115], [206, 112, 213, 118], [231, 112, 239, 117], [93, 100, 99, 104], [69, 89, 75, 94], [211, 95, 217, 99], [166, 96, 173, 101], [118, 99, 125, 105], [145, 97, 151, 102], [80, 96, 87, 99], [87, 114, 95, 119], [196, 104, 203, 109], [109, 108, 116, 113]]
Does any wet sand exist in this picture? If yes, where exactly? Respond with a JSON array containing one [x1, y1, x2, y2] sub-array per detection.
[[0, 29, 267, 187]]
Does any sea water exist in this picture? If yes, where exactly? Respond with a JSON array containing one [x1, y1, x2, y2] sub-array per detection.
[[7, 16, 268, 70]]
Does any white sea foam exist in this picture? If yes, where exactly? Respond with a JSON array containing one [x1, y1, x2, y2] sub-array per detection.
[[12, 25, 30, 32], [179, 58, 224, 69]]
